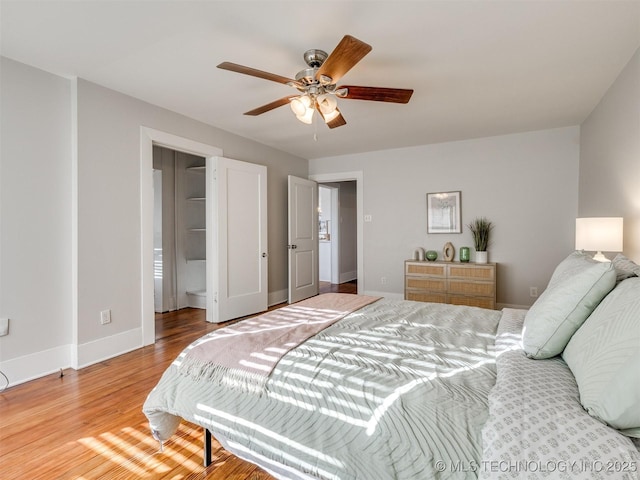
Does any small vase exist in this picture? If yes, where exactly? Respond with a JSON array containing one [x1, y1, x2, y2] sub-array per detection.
[[443, 242, 455, 262], [460, 247, 470, 262], [475, 251, 488, 264]]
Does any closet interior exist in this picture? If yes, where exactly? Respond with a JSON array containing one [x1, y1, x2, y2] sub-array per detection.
[[153, 146, 206, 313]]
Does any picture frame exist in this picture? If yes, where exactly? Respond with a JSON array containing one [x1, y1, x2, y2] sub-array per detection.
[[319, 220, 330, 241], [427, 191, 462, 233]]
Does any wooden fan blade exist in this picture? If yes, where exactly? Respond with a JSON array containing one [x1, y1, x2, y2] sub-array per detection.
[[340, 86, 413, 103], [218, 62, 296, 85], [314, 100, 347, 129], [325, 109, 347, 129], [316, 35, 372, 84], [244, 96, 296, 116]]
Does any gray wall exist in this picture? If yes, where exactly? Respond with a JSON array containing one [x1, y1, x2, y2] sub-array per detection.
[[0, 57, 307, 385], [336, 181, 357, 282], [579, 48, 640, 262], [0, 58, 72, 375], [75, 78, 307, 347], [310, 127, 580, 307]]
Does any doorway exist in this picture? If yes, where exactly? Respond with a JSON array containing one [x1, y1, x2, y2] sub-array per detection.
[[318, 181, 358, 291], [310, 171, 363, 294], [140, 128, 223, 345], [153, 146, 207, 314]]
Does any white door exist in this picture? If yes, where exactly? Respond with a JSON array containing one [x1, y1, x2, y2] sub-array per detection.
[[288, 175, 318, 303], [209, 157, 268, 322]]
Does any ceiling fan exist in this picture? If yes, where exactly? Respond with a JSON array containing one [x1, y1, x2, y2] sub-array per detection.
[[217, 35, 413, 129]]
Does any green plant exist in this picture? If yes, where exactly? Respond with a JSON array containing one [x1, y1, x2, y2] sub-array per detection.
[[468, 217, 493, 251]]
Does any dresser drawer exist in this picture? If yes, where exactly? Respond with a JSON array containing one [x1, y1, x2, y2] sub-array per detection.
[[448, 294, 495, 310], [448, 264, 495, 281], [448, 279, 495, 297], [406, 263, 446, 276], [406, 291, 448, 303], [405, 277, 446, 292]]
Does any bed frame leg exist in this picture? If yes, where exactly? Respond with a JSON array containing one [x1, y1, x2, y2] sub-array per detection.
[[204, 428, 212, 467]]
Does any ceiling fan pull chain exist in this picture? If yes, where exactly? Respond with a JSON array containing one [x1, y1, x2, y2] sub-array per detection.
[[313, 116, 318, 142]]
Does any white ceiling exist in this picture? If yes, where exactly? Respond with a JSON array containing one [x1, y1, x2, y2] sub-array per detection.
[[2, 1, 639, 160]]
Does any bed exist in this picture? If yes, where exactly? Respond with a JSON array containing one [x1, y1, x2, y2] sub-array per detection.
[[143, 252, 640, 479]]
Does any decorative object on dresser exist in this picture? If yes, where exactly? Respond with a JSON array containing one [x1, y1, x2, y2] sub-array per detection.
[[460, 246, 471, 262], [468, 216, 493, 264], [425, 250, 438, 261], [404, 260, 496, 309], [427, 191, 461, 233], [413, 247, 426, 261], [442, 242, 455, 261]]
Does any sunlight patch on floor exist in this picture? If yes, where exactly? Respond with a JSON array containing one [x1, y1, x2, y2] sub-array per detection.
[[76, 422, 206, 478]]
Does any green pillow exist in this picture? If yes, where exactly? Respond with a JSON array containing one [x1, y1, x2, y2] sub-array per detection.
[[563, 277, 640, 437], [522, 251, 615, 359]]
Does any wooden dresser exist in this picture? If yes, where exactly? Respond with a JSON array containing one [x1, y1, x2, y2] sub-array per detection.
[[404, 260, 497, 309]]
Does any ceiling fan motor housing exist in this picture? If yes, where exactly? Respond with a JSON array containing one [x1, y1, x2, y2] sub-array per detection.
[[303, 49, 328, 68], [295, 68, 320, 85]]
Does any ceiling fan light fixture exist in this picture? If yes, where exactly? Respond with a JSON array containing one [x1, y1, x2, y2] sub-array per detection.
[[317, 94, 338, 115], [296, 108, 314, 124], [290, 94, 311, 116], [322, 109, 340, 123]]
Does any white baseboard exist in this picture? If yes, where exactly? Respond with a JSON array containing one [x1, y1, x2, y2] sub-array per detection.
[[0, 328, 143, 388], [339, 271, 357, 284], [0, 344, 73, 388], [74, 327, 143, 369]]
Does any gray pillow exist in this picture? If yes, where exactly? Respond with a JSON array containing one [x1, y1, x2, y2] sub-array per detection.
[[563, 277, 640, 437], [612, 253, 640, 284], [522, 251, 616, 359]]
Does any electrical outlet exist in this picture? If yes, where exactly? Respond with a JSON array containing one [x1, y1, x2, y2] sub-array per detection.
[[381, 276, 387, 285], [0, 317, 9, 336], [100, 309, 111, 325], [530, 287, 538, 298]]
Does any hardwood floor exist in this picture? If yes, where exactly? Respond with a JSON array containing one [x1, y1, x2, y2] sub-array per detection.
[[319, 279, 357, 294], [0, 283, 356, 479]]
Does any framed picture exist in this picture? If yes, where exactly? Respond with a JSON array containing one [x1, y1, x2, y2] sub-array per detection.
[[319, 220, 330, 241], [427, 191, 461, 233]]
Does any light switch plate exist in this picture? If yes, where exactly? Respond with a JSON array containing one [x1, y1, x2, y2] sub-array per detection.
[[0, 317, 9, 336]]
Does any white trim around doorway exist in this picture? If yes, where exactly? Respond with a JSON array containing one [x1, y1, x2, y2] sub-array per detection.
[[309, 171, 364, 295], [140, 127, 222, 345]]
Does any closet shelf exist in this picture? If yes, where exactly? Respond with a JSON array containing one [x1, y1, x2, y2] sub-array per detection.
[[188, 228, 206, 232], [187, 197, 206, 201], [187, 166, 206, 171]]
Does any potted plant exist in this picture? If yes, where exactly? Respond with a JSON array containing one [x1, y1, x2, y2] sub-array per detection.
[[468, 217, 493, 263]]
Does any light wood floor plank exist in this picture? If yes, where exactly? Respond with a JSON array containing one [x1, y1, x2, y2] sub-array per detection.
[[0, 282, 356, 479]]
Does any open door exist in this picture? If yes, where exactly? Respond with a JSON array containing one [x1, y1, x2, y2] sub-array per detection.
[[209, 157, 268, 322], [288, 176, 319, 303]]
